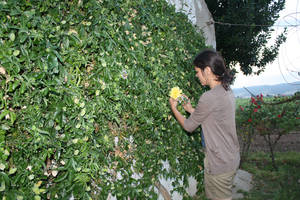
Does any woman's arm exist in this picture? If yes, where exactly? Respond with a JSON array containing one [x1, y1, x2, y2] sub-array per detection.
[[183, 101, 195, 114], [169, 98, 186, 128]]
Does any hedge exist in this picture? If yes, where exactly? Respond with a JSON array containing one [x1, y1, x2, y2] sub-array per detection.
[[0, 0, 207, 199]]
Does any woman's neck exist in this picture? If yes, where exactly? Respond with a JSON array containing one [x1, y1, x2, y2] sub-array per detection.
[[208, 79, 221, 89]]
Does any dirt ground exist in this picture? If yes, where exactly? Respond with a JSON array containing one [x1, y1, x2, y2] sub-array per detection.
[[249, 132, 300, 152]]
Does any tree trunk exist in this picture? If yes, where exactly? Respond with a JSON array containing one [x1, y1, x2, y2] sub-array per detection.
[[264, 134, 278, 171], [155, 181, 172, 200]]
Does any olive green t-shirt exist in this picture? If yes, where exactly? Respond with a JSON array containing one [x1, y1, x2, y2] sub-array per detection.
[[184, 84, 240, 175]]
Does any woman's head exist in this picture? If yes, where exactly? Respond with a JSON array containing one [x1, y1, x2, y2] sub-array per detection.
[[193, 49, 233, 90]]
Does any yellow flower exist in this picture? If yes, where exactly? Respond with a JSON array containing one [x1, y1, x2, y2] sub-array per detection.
[[169, 87, 182, 100]]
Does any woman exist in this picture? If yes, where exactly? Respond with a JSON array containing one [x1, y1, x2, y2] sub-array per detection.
[[169, 49, 240, 200]]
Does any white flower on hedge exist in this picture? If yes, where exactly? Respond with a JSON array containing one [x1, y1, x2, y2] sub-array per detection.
[[28, 174, 35, 180], [76, 167, 81, 172], [60, 160, 65, 165], [74, 150, 79, 155], [95, 90, 100, 96], [52, 170, 58, 177], [74, 98, 79, 104], [114, 137, 119, 146], [16, 195, 23, 200], [4, 149, 9, 156], [142, 25, 147, 31], [121, 69, 128, 79], [99, 80, 106, 90], [68, 29, 78, 35], [26, 165, 32, 171], [80, 102, 85, 108], [55, 125, 61, 131], [101, 60, 107, 67], [80, 108, 86, 116], [72, 138, 79, 144], [82, 21, 91, 26], [83, 136, 89, 142], [0, 163, 5, 170]]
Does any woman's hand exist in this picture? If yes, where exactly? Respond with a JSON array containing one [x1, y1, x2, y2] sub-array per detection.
[[169, 97, 186, 129], [169, 97, 178, 109], [182, 95, 195, 114]]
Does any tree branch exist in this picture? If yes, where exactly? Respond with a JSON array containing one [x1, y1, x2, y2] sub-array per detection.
[[155, 181, 172, 200], [263, 95, 300, 105]]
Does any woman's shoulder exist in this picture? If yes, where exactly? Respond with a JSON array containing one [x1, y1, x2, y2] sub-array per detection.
[[199, 89, 214, 103], [200, 85, 234, 101]]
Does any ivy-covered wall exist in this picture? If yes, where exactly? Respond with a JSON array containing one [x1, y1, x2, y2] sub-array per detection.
[[0, 0, 207, 199]]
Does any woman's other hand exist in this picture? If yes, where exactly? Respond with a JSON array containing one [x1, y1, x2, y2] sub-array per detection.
[[182, 95, 195, 114]]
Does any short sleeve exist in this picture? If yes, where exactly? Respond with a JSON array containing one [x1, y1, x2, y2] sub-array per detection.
[[183, 95, 212, 132]]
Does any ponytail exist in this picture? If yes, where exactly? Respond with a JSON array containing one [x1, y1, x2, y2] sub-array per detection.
[[218, 68, 233, 91]]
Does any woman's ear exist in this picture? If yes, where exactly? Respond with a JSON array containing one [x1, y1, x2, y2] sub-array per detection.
[[204, 66, 212, 75]]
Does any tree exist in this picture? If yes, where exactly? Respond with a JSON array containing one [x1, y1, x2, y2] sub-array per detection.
[[236, 93, 300, 170], [206, 0, 287, 75]]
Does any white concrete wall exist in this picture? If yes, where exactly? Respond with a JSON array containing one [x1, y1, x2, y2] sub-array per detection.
[[166, 0, 216, 49]]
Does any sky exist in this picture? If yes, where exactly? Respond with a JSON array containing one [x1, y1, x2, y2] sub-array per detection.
[[232, 0, 300, 88]]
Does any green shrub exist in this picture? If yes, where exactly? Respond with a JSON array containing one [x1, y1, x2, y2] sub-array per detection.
[[0, 0, 206, 199], [236, 94, 300, 168]]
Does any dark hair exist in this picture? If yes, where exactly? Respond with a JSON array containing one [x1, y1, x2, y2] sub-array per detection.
[[193, 49, 233, 91]]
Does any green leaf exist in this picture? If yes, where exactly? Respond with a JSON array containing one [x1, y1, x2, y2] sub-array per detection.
[[20, 82, 26, 94], [0, 181, 5, 192], [0, 110, 9, 121], [8, 167, 17, 175], [9, 33, 15, 41], [13, 50, 20, 56], [9, 111, 16, 124], [34, 196, 41, 200], [47, 54, 59, 70]]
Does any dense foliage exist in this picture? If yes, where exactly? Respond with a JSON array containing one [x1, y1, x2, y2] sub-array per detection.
[[0, 0, 207, 199], [206, 0, 287, 75]]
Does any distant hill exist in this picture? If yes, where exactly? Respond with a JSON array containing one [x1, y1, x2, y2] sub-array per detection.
[[233, 81, 300, 98]]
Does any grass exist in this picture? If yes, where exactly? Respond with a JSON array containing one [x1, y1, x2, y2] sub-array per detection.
[[241, 151, 300, 200]]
